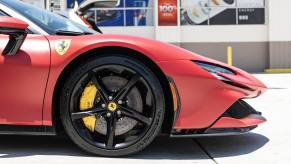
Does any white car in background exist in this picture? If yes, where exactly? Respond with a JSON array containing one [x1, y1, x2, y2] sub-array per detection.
[[57, 0, 120, 33]]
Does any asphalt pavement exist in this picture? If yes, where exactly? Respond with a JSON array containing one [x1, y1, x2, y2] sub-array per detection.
[[0, 73, 290, 164]]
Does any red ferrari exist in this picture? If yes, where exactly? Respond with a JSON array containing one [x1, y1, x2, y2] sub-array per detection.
[[0, 0, 266, 156]]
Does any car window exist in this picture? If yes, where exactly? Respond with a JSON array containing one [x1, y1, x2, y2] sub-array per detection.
[[1, 0, 96, 35], [0, 9, 38, 34]]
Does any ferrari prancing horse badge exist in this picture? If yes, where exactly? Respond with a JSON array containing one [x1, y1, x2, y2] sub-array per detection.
[[55, 39, 71, 56]]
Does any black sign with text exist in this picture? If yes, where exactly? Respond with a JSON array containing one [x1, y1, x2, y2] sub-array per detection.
[[238, 8, 265, 24]]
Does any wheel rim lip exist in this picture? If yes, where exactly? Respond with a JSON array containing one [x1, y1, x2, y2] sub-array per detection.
[[68, 64, 157, 150]]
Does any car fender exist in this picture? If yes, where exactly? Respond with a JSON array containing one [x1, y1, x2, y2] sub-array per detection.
[[43, 34, 192, 125]]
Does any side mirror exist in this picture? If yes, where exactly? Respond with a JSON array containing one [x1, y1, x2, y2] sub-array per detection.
[[0, 16, 28, 56]]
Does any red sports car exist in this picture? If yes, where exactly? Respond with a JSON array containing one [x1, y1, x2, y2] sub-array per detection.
[[0, 0, 266, 156]]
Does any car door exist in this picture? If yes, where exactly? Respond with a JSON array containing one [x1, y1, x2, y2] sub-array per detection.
[[0, 13, 50, 125]]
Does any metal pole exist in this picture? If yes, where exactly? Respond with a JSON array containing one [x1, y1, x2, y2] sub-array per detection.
[[227, 46, 233, 66]]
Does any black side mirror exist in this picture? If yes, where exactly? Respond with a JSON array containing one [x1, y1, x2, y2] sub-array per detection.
[[0, 16, 29, 56]]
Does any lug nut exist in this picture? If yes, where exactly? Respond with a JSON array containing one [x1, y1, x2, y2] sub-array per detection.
[[108, 96, 113, 100], [106, 113, 111, 117], [101, 104, 106, 108], [117, 110, 121, 115], [118, 100, 123, 104]]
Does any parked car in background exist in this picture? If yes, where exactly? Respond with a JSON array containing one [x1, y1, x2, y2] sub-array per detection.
[[57, 0, 120, 33]]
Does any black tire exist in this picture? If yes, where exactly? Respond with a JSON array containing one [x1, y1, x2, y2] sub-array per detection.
[[60, 55, 165, 156]]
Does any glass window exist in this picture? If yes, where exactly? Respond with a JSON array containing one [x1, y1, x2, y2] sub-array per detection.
[[126, 9, 153, 26], [0, 9, 38, 34], [1, 0, 96, 35], [126, 0, 153, 8], [83, 0, 154, 27], [95, 9, 125, 26]]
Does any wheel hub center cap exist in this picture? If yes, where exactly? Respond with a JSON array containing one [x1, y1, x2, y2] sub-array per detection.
[[107, 102, 118, 112]]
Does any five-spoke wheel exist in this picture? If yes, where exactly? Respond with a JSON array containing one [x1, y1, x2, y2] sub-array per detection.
[[61, 55, 165, 156]]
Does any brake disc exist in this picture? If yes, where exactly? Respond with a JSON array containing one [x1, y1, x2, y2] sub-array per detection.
[[79, 76, 143, 136]]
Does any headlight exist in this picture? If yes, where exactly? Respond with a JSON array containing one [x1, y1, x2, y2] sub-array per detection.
[[193, 61, 235, 81]]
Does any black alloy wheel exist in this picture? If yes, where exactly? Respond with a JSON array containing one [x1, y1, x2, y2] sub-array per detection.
[[60, 55, 165, 156]]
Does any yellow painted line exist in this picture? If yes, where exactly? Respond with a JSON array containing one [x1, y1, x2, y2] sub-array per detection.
[[265, 68, 291, 73], [227, 46, 233, 66]]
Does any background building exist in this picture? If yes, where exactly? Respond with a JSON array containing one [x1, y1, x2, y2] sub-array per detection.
[[21, 0, 291, 72]]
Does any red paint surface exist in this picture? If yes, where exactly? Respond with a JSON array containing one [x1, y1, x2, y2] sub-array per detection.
[[0, 34, 50, 125], [158, 60, 266, 129]]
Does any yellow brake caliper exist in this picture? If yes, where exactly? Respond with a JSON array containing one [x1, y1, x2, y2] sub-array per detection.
[[79, 82, 98, 132]]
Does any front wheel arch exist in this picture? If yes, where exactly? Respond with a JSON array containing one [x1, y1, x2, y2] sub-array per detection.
[[52, 46, 175, 136]]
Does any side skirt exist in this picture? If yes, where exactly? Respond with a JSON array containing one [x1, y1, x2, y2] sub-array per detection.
[[0, 125, 56, 136]]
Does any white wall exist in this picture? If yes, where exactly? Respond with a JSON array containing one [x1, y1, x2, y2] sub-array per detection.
[[268, 0, 291, 41], [100, 27, 155, 39], [156, 25, 268, 43]]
